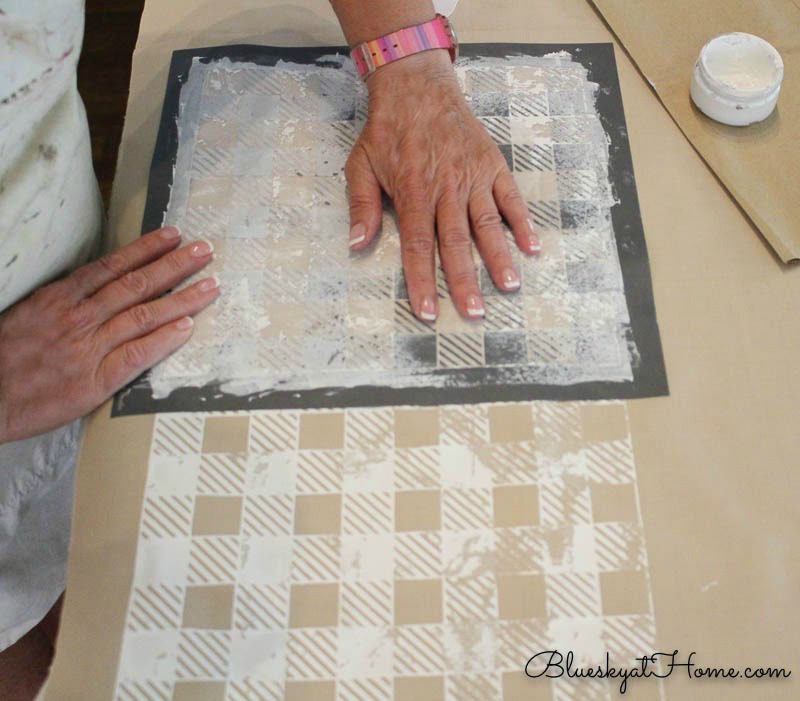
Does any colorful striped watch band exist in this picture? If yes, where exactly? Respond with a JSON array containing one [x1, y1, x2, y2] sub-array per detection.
[[350, 14, 458, 79]]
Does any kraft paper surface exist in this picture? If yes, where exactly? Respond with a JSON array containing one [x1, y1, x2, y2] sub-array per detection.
[[589, 0, 800, 262], [43, 1, 799, 700]]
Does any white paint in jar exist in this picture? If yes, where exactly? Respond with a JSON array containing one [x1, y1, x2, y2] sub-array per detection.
[[690, 32, 784, 126]]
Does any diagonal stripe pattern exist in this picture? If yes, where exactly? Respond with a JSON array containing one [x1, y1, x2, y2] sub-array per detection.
[[141, 496, 194, 539], [176, 630, 231, 679], [242, 495, 294, 536], [226, 679, 283, 701], [234, 584, 290, 630], [152, 415, 204, 457], [513, 143, 555, 172], [198, 454, 247, 495], [188, 536, 240, 584], [437, 333, 485, 368], [342, 492, 393, 534], [127, 584, 183, 632], [114, 680, 172, 701], [339, 581, 393, 627]]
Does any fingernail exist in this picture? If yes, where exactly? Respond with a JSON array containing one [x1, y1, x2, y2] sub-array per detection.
[[502, 268, 521, 291], [419, 296, 437, 321], [190, 241, 214, 257], [160, 226, 181, 240], [466, 294, 485, 318], [197, 275, 221, 292], [349, 223, 366, 248], [527, 217, 541, 254], [175, 316, 194, 330]]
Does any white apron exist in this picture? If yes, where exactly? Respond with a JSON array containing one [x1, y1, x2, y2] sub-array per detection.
[[0, 0, 103, 650]]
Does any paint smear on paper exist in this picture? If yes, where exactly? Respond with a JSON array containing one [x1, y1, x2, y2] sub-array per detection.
[[151, 54, 634, 399]]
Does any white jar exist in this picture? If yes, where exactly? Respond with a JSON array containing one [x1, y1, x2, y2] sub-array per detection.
[[690, 32, 783, 127]]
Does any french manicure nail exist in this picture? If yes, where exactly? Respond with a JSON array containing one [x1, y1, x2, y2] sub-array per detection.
[[349, 223, 366, 247], [527, 217, 541, 254], [466, 294, 486, 318], [502, 268, 521, 291], [197, 275, 221, 292], [419, 296, 437, 321], [161, 226, 181, 239], [175, 316, 194, 330], [190, 241, 214, 257]]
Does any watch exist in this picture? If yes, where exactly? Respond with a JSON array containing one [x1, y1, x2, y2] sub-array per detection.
[[350, 14, 459, 80]]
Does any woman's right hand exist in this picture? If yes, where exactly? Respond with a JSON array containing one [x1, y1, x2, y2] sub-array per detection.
[[0, 227, 218, 443]]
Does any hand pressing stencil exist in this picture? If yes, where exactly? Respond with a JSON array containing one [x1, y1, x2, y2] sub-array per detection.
[[0, 228, 219, 442], [345, 50, 541, 321]]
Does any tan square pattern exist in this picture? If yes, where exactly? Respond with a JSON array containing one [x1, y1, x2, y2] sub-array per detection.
[[493, 486, 539, 527], [489, 405, 534, 443], [394, 408, 440, 448], [502, 672, 552, 701], [182, 585, 234, 629], [395, 676, 445, 701], [299, 412, 345, 450], [172, 681, 226, 701], [285, 681, 336, 701], [294, 494, 341, 534], [497, 574, 546, 619], [289, 583, 339, 628], [192, 496, 242, 535], [395, 579, 443, 625], [202, 416, 249, 453], [395, 490, 441, 531]]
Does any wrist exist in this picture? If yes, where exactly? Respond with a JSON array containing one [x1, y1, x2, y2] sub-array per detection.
[[365, 48, 456, 96]]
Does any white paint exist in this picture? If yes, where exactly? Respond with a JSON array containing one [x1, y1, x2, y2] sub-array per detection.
[[150, 53, 636, 400], [691, 33, 783, 126]]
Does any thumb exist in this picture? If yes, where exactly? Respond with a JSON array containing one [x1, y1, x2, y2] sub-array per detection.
[[344, 143, 383, 250]]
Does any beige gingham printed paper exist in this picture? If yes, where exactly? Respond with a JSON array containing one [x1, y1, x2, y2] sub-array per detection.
[[113, 402, 664, 701]]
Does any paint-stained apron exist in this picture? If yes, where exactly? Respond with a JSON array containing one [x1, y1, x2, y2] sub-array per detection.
[[0, 0, 102, 650]]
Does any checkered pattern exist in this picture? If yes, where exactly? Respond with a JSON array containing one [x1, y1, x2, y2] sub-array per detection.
[[114, 402, 664, 701], [150, 53, 634, 399]]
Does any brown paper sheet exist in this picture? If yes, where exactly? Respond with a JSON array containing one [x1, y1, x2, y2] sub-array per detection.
[[589, 0, 800, 262], [43, 1, 800, 700]]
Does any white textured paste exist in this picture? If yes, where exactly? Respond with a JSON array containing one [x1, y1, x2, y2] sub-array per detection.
[[151, 54, 634, 398]]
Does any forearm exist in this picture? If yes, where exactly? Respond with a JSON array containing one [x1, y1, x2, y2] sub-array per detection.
[[329, 0, 436, 46]]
